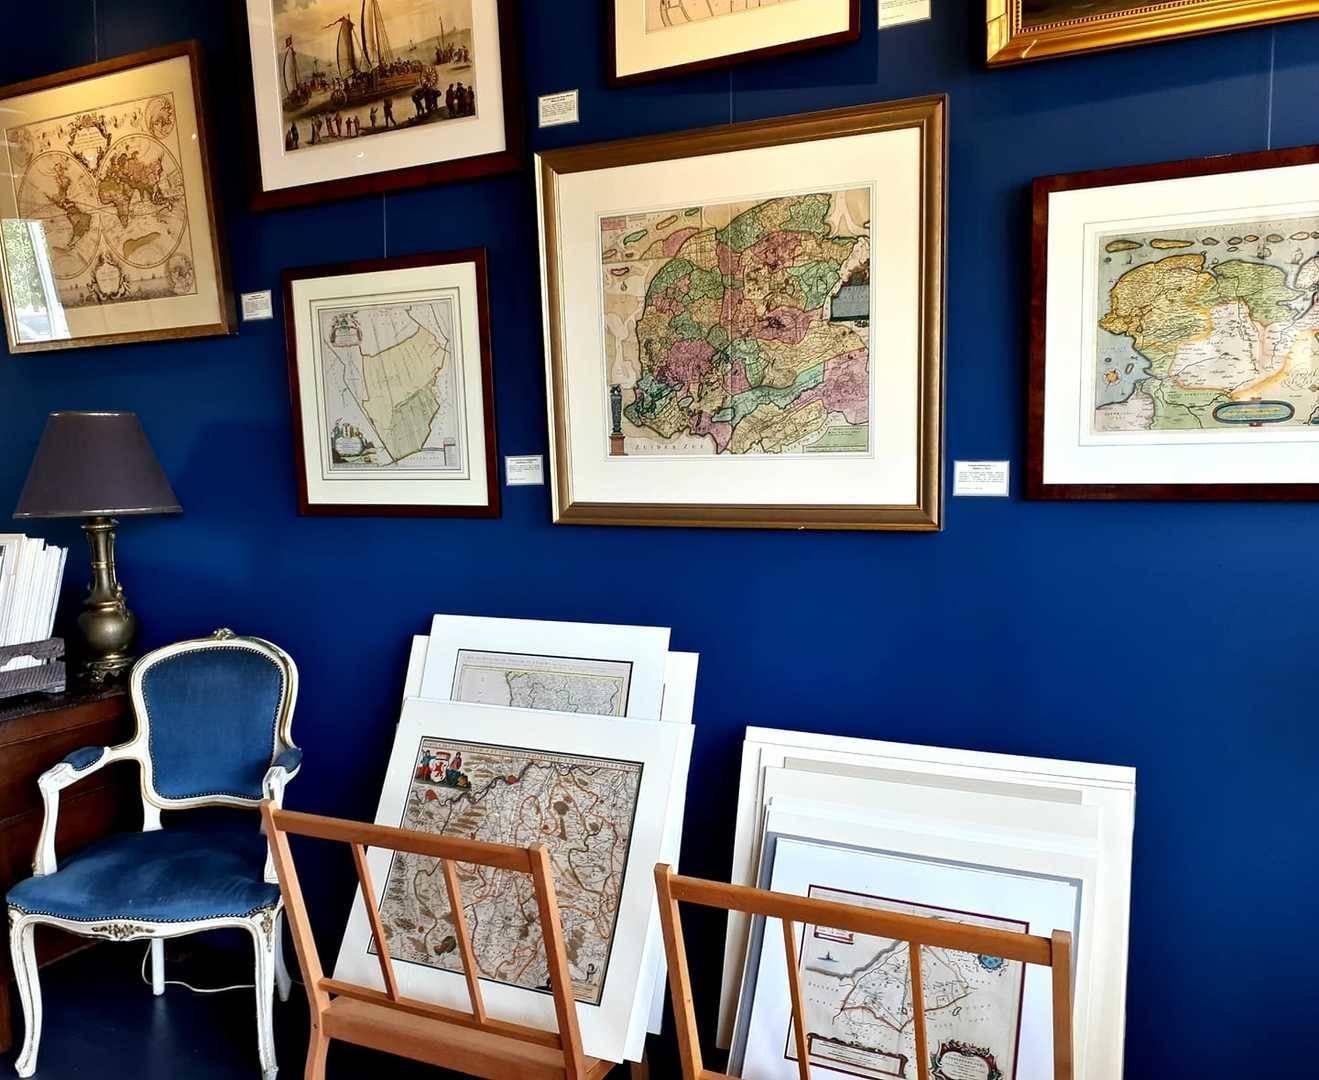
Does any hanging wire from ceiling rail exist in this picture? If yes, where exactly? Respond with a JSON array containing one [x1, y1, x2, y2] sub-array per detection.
[[1266, 29, 1277, 151]]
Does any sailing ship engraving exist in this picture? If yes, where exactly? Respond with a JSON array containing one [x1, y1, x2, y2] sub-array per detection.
[[274, 0, 478, 152]]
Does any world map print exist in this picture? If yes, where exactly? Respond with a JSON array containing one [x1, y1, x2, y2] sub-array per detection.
[[7, 94, 195, 309], [376, 738, 643, 1005], [451, 650, 632, 716], [647, 0, 800, 32], [788, 887, 1027, 1080], [601, 189, 872, 458], [317, 298, 467, 473], [1094, 215, 1319, 438]]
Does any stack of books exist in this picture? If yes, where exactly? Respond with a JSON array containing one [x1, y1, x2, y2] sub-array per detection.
[[0, 534, 68, 670]]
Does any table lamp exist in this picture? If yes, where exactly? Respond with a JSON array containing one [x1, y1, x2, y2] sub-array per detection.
[[13, 412, 181, 683]]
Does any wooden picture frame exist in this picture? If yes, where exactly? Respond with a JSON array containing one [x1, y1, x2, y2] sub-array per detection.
[[607, 0, 861, 86], [1029, 144, 1319, 500], [243, 0, 524, 211], [988, 0, 1319, 66], [0, 41, 234, 353], [537, 97, 946, 531], [282, 249, 500, 518]]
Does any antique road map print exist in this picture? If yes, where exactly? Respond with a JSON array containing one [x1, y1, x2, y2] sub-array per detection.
[[601, 188, 872, 458], [8, 93, 196, 310], [1093, 215, 1319, 440], [451, 651, 632, 716], [377, 738, 644, 1004], [273, 0, 478, 152], [647, 0, 800, 30], [317, 296, 468, 474], [790, 886, 1027, 1080]]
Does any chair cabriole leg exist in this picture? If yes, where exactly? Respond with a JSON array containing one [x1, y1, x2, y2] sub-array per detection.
[[250, 912, 279, 1080], [8, 912, 42, 1079]]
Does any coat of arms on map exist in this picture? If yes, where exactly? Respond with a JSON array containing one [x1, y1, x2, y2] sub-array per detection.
[[537, 98, 946, 531], [607, 0, 860, 85], [0, 42, 233, 353], [283, 249, 499, 516], [1029, 144, 1319, 501]]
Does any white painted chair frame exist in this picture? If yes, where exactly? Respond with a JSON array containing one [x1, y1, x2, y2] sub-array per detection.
[[7, 629, 301, 1080]]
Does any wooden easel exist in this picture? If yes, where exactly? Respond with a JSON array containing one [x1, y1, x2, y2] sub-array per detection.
[[262, 802, 629, 1080], [654, 865, 1076, 1080]]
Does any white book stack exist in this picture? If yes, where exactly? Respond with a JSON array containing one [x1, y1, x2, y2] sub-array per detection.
[[0, 534, 69, 673]]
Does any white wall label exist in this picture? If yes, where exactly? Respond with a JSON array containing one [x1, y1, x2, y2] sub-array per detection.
[[879, 0, 931, 28], [240, 290, 273, 321], [505, 455, 545, 486], [538, 90, 580, 128], [954, 461, 1011, 497]]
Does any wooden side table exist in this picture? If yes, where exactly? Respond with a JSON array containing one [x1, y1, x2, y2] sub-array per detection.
[[0, 688, 136, 1053]]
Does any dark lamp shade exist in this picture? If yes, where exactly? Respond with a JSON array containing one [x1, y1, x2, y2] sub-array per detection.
[[14, 412, 181, 519]]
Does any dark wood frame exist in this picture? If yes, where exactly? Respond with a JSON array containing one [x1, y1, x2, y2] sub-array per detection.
[[282, 248, 500, 518], [606, 0, 861, 86], [1028, 142, 1319, 501], [243, 0, 525, 212], [538, 97, 946, 531], [988, 0, 1319, 67], [0, 41, 235, 353]]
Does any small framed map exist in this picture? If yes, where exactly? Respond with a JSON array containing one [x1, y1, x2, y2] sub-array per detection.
[[608, 0, 860, 85], [0, 42, 233, 353], [1030, 144, 1319, 500], [987, 0, 1319, 65], [537, 98, 946, 531], [282, 249, 498, 516]]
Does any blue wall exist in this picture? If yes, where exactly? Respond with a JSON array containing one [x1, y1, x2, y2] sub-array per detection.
[[3, 3, 1316, 1075]]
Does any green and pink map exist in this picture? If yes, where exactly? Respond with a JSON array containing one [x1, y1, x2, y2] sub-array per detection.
[[600, 189, 872, 457]]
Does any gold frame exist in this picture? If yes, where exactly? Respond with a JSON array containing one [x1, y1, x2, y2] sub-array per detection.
[[988, 0, 1319, 64], [536, 97, 946, 532]]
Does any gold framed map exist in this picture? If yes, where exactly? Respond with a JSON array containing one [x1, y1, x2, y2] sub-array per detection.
[[0, 42, 233, 353], [537, 98, 946, 531]]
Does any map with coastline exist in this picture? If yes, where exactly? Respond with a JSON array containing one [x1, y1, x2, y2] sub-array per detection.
[[376, 738, 644, 1005], [7, 93, 196, 309], [317, 298, 467, 474], [788, 887, 1027, 1080], [601, 188, 872, 458], [451, 650, 632, 716], [1094, 215, 1319, 438]]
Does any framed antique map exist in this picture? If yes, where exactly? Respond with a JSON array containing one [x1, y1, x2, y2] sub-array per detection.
[[283, 249, 498, 516], [1030, 144, 1319, 499], [335, 698, 694, 1063], [243, 0, 522, 210], [536, 98, 946, 530], [0, 42, 233, 353], [608, 0, 860, 84], [988, 0, 1319, 65]]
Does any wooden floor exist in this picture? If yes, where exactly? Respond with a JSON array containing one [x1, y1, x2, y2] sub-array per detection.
[[0, 941, 674, 1079]]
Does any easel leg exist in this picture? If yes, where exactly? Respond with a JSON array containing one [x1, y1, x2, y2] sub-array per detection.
[[305, 1030, 329, 1080], [629, 1049, 649, 1079]]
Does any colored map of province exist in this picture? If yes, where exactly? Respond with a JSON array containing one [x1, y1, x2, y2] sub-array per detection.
[[357, 323, 447, 463], [377, 740, 642, 1006], [1094, 225, 1319, 434], [610, 190, 871, 457]]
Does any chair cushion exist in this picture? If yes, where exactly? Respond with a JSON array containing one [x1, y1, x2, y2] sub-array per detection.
[[6, 826, 279, 924]]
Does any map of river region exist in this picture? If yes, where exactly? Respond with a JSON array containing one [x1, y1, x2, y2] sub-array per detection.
[[1094, 214, 1319, 438], [601, 188, 872, 458], [452, 650, 632, 716], [788, 887, 1026, 1080], [376, 738, 643, 1005], [8, 93, 196, 309], [317, 298, 467, 473]]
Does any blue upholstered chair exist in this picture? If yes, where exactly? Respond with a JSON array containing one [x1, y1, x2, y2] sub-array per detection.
[[6, 630, 302, 1079]]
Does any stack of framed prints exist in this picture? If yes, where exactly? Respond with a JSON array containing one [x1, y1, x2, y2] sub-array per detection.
[[0, 42, 233, 353], [536, 97, 947, 531], [341, 614, 698, 1063], [608, 0, 861, 85], [987, 0, 1319, 66], [282, 249, 498, 517], [721, 727, 1137, 1080], [242, 0, 522, 210], [1029, 145, 1319, 500]]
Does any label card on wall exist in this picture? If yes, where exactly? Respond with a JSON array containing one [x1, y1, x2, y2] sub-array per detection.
[[240, 290, 274, 321], [954, 461, 1010, 497], [538, 90, 580, 128], [879, 0, 931, 28], [506, 455, 545, 486]]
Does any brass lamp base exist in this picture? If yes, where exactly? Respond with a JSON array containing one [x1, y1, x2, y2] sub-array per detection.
[[75, 516, 138, 684]]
